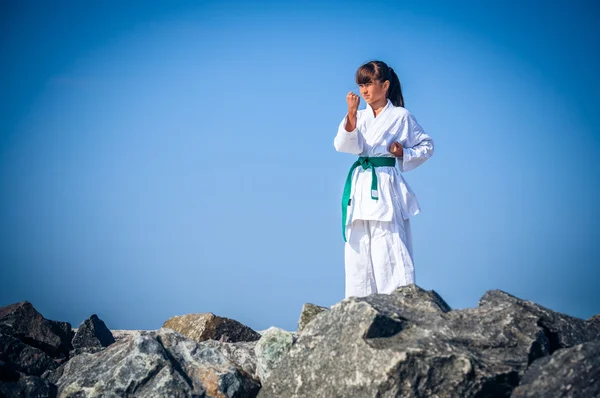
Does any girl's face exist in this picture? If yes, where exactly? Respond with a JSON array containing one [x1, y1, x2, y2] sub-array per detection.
[[358, 80, 389, 105]]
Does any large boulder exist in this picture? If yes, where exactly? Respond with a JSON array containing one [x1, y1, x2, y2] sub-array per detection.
[[478, 290, 600, 350], [0, 333, 57, 376], [255, 327, 296, 382], [0, 302, 73, 359], [56, 328, 260, 397], [258, 284, 599, 398], [72, 314, 115, 350], [163, 313, 261, 343], [511, 340, 600, 398], [297, 303, 328, 333]]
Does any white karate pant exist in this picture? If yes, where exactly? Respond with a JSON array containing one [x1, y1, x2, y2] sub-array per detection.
[[344, 215, 415, 298]]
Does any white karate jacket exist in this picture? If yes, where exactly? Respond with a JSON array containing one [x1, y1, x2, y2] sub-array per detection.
[[334, 99, 434, 224]]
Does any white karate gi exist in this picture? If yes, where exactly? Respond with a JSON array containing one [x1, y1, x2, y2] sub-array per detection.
[[334, 99, 434, 298]]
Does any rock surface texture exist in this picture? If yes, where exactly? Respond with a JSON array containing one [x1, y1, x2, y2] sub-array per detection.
[[0, 372, 58, 398], [297, 303, 328, 333], [511, 340, 600, 398], [254, 327, 296, 382], [0, 302, 73, 359], [55, 328, 260, 398], [200, 339, 259, 381], [0, 333, 57, 377], [163, 313, 262, 343], [72, 314, 115, 350]]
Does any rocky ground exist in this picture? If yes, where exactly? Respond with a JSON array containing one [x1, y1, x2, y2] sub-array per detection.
[[1, 285, 598, 397], [72, 329, 149, 343]]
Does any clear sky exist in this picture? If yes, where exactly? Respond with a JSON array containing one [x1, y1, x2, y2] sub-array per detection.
[[1, 0, 599, 332]]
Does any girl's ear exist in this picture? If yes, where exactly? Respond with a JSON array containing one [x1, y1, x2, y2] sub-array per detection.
[[384, 80, 390, 92]]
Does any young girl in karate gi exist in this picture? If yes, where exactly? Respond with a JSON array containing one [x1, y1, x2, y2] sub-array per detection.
[[334, 60, 434, 298]]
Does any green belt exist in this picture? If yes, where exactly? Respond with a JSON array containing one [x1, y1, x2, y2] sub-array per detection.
[[341, 156, 396, 242]]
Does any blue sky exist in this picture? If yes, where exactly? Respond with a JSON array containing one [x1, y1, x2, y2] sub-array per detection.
[[1, 0, 599, 332]]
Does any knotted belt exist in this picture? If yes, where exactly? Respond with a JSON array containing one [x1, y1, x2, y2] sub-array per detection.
[[341, 156, 396, 242]]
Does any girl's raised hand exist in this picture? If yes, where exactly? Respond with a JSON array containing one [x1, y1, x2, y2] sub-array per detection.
[[346, 92, 360, 115]]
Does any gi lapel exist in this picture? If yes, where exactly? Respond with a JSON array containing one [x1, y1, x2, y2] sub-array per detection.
[[363, 100, 395, 148]]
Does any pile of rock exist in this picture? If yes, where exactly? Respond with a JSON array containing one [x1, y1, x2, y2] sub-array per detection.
[[1, 285, 598, 397], [0, 302, 117, 397], [259, 286, 600, 397]]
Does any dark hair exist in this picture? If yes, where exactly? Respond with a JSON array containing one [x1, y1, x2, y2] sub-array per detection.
[[355, 60, 404, 107]]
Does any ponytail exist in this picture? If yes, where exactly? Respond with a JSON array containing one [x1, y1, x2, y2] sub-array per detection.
[[387, 68, 404, 108]]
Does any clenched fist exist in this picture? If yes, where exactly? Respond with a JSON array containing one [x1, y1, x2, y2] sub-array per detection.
[[346, 92, 360, 115], [389, 141, 403, 157]]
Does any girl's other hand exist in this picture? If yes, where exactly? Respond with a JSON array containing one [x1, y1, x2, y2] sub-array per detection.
[[346, 92, 360, 115], [389, 141, 403, 157]]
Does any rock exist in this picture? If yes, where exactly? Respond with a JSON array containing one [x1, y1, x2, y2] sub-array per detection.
[[110, 330, 141, 342], [0, 302, 73, 359], [0, 333, 57, 376], [258, 284, 599, 398], [200, 340, 259, 380], [41, 364, 64, 386], [255, 327, 296, 382], [72, 314, 115, 349], [69, 346, 105, 357], [511, 340, 600, 398], [66, 330, 141, 359], [56, 328, 260, 397], [479, 290, 600, 350], [0, 373, 58, 398], [391, 283, 452, 313], [297, 303, 328, 333], [588, 314, 600, 330], [162, 313, 261, 343]]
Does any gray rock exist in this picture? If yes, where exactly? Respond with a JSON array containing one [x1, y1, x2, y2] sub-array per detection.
[[200, 340, 259, 380], [0, 302, 73, 359], [511, 340, 600, 398], [479, 290, 600, 350], [68, 346, 105, 357], [163, 313, 261, 343], [392, 283, 452, 312], [72, 314, 115, 349], [255, 327, 296, 382], [56, 328, 260, 397], [0, 333, 57, 377], [258, 284, 599, 398], [110, 330, 142, 342], [297, 303, 328, 333]]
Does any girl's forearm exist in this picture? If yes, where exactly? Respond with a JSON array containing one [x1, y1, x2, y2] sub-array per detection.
[[345, 113, 357, 132]]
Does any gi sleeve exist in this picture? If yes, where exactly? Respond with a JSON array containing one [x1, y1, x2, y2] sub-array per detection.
[[397, 112, 434, 172], [334, 114, 364, 155]]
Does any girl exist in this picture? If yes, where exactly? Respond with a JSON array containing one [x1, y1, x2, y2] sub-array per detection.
[[334, 60, 434, 298]]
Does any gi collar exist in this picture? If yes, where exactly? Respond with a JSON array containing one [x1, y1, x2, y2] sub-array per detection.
[[365, 98, 393, 118]]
